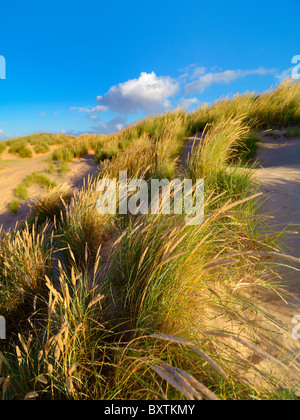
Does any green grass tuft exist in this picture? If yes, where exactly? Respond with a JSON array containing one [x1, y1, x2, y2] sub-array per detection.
[[8, 199, 21, 214]]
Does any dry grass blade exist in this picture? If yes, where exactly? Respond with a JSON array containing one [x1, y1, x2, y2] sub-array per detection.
[[16, 346, 23, 365], [66, 377, 75, 395], [68, 365, 76, 376], [151, 334, 228, 379], [171, 365, 220, 400], [159, 250, 190, 267], [149, 363, 195, 400], [218, 250, 300, 265], [0, 352, 9, 370], [203, 331, 288, 370], [87, 294, 104, 310], [2, 376, 10, 397], [18, 333, 29, 354], [225, 192, 263, 209], [68, 244, 76, 264], [37, 375, 48, 385], [24, 391, 39, 400], [155, 361, 204, 400], [202, 259, 238, 270]]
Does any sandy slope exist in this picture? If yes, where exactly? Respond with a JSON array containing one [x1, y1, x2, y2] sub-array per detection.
[[180, 132, 300, 388], [254, 132, 300, 387], [0, 152, 100, 231]]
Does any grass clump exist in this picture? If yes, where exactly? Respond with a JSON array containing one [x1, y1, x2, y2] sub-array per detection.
[[8, 139, 33, 158], [14, 184, 29, 200], [51, 137, 90, 162], [59, 179, 115, 267], [47, 162, 56, 174], [0, 223, 53, 326], [0, 141, 7, 154], [19, 147, 33, 158], [8, 199, 21, 214], [58, 161, 70, 177], [52, 148, 74, 162], [24, 173, 57, 189], [235, 131, 260, 162], [185, 115, 253, 195], [34, 142, 50, 154], [14, 173, 57, 202], [29, 184, 73, 226], [286, 126, 300, 138], [46, 161, 70, 177]]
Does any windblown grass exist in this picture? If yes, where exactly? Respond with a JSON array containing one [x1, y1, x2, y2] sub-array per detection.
[[59, 178, 115, 268], [185, 115, 250, 182], [0, 223, 53, 327], [0, 194, 292, 400], [0, 80, 299, 400], [29, 184, 73, 226]]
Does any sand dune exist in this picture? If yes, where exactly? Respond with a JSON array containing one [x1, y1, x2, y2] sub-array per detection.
[[0, 151, 100, 231]]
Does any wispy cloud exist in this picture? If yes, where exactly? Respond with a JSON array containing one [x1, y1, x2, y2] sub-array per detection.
[[189, 66, 207, 80], [275, 68, 293, 82], [185, 68, 275, 94], [70, 105, 109, 113]]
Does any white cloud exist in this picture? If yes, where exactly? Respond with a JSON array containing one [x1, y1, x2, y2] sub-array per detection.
[[97, 72, 179, 115], [91, 116, 127, 134], [189, 67, 207, 80], [177, 97, 200, 109], [185, 68, 275, 94]]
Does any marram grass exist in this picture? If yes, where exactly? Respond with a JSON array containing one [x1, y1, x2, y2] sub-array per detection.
[[0, 80, 300, 400]]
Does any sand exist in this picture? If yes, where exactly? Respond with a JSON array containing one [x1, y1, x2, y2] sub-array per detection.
[[180, 131, 300, 387], [254, 132, 300, 387]]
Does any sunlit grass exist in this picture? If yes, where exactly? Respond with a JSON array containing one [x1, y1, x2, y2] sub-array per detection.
[[0, 80, 299, 400]]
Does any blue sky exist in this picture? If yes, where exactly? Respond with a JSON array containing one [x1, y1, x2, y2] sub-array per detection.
[[0, 0, 299, 139]]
